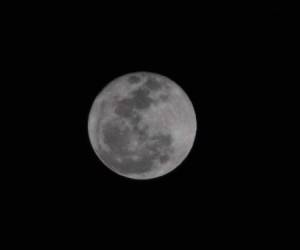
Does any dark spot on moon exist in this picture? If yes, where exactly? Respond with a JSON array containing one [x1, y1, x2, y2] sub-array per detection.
[[114, 87, 154, 119], [148, 133, 174, 164], [114, 98, 135, 118], [159, 154, 170, 164], [102, 120, 131, 154], [147, 133, 173, 152], [127, 75, 141, 84], [159, 93, 169, 102], [130, 88, 152, 110], [144, 76, 162, 91], [99, 118, 174, 176], [152, 133, 172, 146]]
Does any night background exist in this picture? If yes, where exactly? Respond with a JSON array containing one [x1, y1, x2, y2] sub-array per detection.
[[9, 3, 291, 245]]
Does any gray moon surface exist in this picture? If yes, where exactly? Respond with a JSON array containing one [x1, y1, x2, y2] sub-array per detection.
[[88, 72, 197, 180]]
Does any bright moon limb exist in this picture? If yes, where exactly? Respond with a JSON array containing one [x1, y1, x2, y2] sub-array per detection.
[[88, 72, 197, 180]]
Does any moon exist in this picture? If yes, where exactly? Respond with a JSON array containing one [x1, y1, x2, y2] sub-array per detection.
[[88, 72, 197, 180]]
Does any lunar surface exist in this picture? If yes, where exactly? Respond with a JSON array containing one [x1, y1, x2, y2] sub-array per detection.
[[88, 72, 197, 180]]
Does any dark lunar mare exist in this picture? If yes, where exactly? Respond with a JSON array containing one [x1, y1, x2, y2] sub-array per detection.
[[146, 133, 173, 164], [98, 84, 173, 175], [114, 87, 153, 122], [144, 76, 162, 91], [127, 75, 141, 84], [102, 120, 131, 155], [100, 120, 174, 175]]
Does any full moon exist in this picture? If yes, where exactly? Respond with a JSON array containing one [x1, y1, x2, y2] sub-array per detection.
[[88, 72, 197, 180]]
